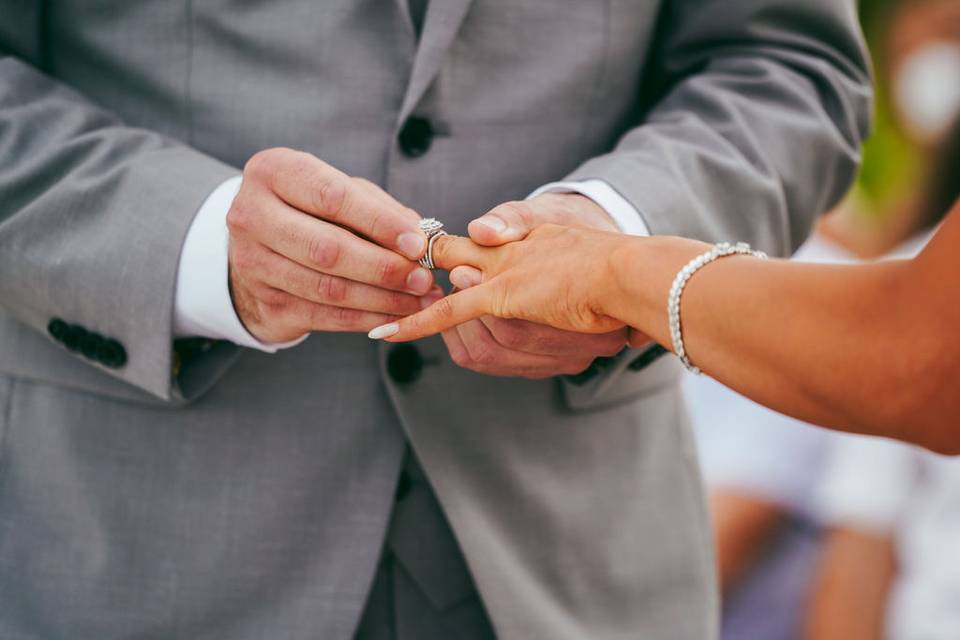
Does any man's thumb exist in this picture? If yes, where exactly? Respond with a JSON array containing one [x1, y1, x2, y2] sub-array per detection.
[[467, 202, 533, 246]]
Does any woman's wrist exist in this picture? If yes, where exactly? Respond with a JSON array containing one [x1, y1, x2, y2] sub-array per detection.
[[605, 235, 712, 345]]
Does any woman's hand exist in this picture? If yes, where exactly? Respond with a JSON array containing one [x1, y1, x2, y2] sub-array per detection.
[[368, 224, 630, 342]]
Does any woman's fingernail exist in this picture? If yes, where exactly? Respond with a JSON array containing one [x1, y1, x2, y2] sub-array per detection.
[[368, 323, 399, 340], [406, 267, 433, 295], [475, 215, 506, 233], [397, 232, 426, 259]]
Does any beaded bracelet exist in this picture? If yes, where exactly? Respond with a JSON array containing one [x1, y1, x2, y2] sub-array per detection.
[[668, 242, 768, 374]]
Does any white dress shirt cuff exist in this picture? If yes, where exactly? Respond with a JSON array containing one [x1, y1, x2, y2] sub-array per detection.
[[528, 179, 651, 236], [173, 176, 308, 353]]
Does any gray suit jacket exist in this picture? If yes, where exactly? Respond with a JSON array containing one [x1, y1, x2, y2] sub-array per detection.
[[0, 1, 870, 638]]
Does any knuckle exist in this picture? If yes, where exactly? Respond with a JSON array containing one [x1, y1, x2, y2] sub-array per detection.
[[314, 175, 349, 220], [387, 291, 415, 313], [435, 297, 457, 320], [316, 274, 347, 303], [243, 151, 271, 180], [229, 246, 256, 275], [257, 288, 289, 316], [449, 345, 472, 368], [495, 324, 528, 350], [468, 342, 496, 366], [330, 305, 362, 326], [306, 233, 341, 269], [376, 258, 402, 286], [366, 209, 391, 241], [244, 147, 289, 180], [226, 199, 253, 235]]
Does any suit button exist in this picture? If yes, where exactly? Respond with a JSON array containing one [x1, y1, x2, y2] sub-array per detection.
[[62, 325, 87, 353], [47, 318, 68, 342], [387, 344, 423, 384], [80, 331, 105, 361], [395, 471, 413, 502], [398, 116, 434, 158], [98, 339, 128, 369]]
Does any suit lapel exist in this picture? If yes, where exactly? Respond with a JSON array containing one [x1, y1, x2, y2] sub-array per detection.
[[399, 0, 475, 121]]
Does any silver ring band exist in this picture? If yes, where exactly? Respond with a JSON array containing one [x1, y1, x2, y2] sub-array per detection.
[[419, 230, 448, 269], [417, 218, 447, 270]]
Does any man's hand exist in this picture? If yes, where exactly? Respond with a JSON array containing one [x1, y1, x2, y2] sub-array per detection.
[[226, 148, 435, 343], [437, 193, 627, 379]]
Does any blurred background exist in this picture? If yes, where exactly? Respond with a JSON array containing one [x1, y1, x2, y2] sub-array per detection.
[[685, 1, 960, 638]]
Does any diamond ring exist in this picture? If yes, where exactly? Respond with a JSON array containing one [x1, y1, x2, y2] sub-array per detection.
[[418, 218, 448, 270]]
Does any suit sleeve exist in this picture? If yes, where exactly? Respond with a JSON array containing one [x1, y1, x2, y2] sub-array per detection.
[[561, 0, 872, 403], [0, 50, 240, 401]]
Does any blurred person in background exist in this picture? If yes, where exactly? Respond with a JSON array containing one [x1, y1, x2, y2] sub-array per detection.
[[821, 0, 960, 255], [688, 376, 831, 640], [807, 434, 960, 640]]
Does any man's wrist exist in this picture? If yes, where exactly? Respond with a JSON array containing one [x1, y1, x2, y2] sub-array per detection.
[[564, 193, 621, 232], [531, 192, 619, 233], [173, 175, 307, 352], [528, 179, 651, 236]]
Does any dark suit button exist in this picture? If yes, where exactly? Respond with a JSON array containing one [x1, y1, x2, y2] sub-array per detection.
[[398, 116, 434, 158], [395, 471, 413, 502], [98, 339, 128, 369], [62, 324, 87, 353], [47, 318, 68, 342], [387, 344, 423, 384], [80, 331, 105, 361]]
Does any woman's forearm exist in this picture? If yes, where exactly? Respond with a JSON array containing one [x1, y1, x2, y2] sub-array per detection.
[[376, 206, 959, 452], [608, 234, 959, 453]]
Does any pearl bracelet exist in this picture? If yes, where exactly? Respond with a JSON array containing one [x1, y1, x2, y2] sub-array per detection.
[[668, 241, 768, 374]]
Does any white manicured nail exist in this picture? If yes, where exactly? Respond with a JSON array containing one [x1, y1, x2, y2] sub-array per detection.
[[368, 323, 400, 340]]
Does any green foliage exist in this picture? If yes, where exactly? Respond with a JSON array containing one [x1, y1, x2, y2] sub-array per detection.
[[854, 0, 920, 215]]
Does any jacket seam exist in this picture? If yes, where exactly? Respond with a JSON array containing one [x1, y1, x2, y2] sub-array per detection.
[[0, 376, 17, 483]]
